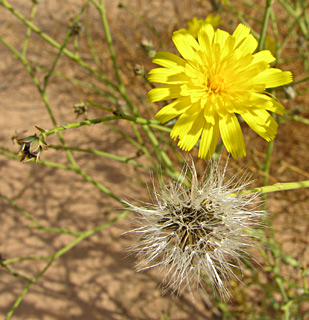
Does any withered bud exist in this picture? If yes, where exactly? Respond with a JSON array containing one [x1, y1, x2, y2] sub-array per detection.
[[133, 64, 145, 77], [73, 102, 88, 118], [115, 99, 128, 115], [69, 22, 83, 36], [15, 133, 47, 163], [140, 39, 156, 58], [283, 86, 296, 100]]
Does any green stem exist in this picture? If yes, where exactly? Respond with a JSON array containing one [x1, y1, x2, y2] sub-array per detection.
[[41, 92, 79, 168], [73, 36, 79, 57], [1, 264, 32, 283], [263, 139, 275, 188], [85, 12, 102, 68], [274, 274, 289, 303], [261, 130, 275, 210], [22, 2, 38, 57], [141, 123, 178, 179], [90, 0, 147, 149], [39, 2, 88, 169], [287, 76, 309, 87], [43, 115, 171, 136], [270, 9, 280, 61], [43, 115, 177, 179], [91, 0, 123, 88], [258, 0, 274, 51], [3, 255, 54, 264], [233, 180, 309, 196], [301, 267, 308, 292], [105, 124, 157, 168], [47, 145, 149, 169], [279, 114, 309, 125]]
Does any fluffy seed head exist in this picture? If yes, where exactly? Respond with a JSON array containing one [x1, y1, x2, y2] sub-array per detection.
[[125, 159, 263, 298]]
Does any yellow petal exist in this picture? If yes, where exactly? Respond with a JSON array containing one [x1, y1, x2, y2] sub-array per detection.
[[219, 113, 246, 158], [198, 119, 220, 159], [155, 96, 192, 123], [253, 50, 275, 64], [214, 29, 229, 47], [198, 23, 214, 54], [220, 36, 236, 60], [170, 102, 200, 140], [203, 96, 217, 125], [236, 34, 257, 55], [184, 62, 199, 78], [231, 60, 268, 84], [172, 32, 199, 61], [253, 69, 293, 88], [241, 109, 278, 141], [148, 84, 181, 102], [250, 93, 285, 115], [152, 51, 186, 69], [177, 110, 205, 151], [148, 68, 188, 84], [233, 24, 251, 47]]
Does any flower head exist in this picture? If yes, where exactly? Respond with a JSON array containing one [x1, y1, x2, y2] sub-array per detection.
[[177, 15, 222, 38], [149, 23, 293, 158], [126, 159, 262, 298], [15, 133, 47, 162]]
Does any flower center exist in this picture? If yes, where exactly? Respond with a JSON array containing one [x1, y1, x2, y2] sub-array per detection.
[[159, 198, 225, 253], [208, 74, 225, 93]]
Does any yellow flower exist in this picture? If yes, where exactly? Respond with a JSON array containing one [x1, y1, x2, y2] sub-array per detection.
[[148, 24, 293, 158], [177, 15, 223, 38]]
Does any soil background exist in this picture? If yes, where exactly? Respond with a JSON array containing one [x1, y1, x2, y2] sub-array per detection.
[[0, 0, 308, 319]]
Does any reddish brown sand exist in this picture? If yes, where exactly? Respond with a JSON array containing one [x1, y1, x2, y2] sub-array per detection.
[[0, 1, 308, 319]]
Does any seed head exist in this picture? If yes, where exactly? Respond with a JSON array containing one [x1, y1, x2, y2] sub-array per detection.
[[125, 159, 263, 298]]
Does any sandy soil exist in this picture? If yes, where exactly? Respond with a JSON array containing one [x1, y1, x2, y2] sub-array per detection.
[[0, 0, 308, 319]]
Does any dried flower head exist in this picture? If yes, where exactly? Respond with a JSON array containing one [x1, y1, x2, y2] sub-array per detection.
[[15, 133, 47, 162], [126, 159, 262, 298]]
